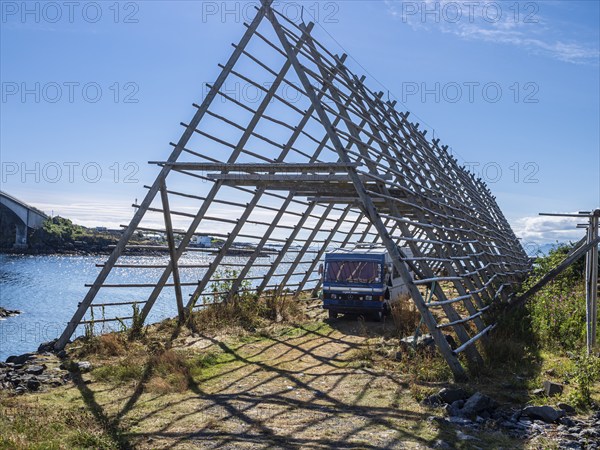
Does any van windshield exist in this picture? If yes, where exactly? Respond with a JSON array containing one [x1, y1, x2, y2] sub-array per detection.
[[325, 260, 382, 284]]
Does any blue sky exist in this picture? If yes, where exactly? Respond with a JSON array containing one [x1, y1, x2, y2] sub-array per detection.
[[1, 0, 599, 247]]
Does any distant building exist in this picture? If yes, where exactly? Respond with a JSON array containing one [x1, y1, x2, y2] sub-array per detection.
[[95, 226, 108, 232], [194, 235, 213, 247]]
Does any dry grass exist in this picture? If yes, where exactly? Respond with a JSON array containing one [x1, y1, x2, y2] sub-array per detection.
[[389, 298, 423, 337], [190, 291, 306, 336], [71, 332, 129, 359], [146, 349, 191, 394], [0, 390, 120, 449]]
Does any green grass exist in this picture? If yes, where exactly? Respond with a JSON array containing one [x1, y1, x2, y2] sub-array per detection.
[[0, 391, 119, 450], [92, 360, 145, 384]]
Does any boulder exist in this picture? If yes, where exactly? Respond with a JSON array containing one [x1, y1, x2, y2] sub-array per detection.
[[400, 333, 434, 350], [25, 365, 45, 376], [543, 380, 564, 397], [76, 361, 92, 373], [559, 416, 576, 427], [447, 400, 465, 417], [6, 353, 35, 365], [522, 405, 565, 423], [557, 403, 576, 414], [26, 378, 41, 391], [458, 392, 497, 418], [37, 339, 58, 354], [438, 387, 469, 404], [432, 439, 452, 449], [423, 387, 469, 407], [456, 430, 480, 441]]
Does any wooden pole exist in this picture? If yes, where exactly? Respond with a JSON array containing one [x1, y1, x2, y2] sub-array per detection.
[[160, 182, 185, 323], [586, 210, 599, 354]]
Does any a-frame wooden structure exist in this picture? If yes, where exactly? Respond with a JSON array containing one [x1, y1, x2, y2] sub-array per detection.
[[56, 1, 531, 379]]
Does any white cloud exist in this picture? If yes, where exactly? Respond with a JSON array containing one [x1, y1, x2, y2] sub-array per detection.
[[386, 0, 599, 65], [512, 214, 585, 245]]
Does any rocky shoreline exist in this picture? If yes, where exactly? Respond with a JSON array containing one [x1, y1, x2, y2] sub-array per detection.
[[0, 247, 165, 257], [0, 353, 71, 394], [424, 387, 600, 449], [1, 247, 274, 258], [0, 307, 21, 318], [1, 341, 91, 395]]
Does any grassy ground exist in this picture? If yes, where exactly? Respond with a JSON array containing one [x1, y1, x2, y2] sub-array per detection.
[[1, 293, 599, 450]]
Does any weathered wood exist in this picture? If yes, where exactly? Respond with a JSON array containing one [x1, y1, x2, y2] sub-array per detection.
[[57, 1, 532, 380], [453, 324, 496, 355], [150, 162, 359, 172], [586, 211, 599, 353], [160, 182, 185, 322]]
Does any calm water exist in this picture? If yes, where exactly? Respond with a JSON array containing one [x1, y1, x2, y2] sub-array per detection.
[[0, 253, 309, 360]]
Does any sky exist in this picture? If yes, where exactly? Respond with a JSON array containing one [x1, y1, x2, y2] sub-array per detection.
[[1, 0, 599, 250]]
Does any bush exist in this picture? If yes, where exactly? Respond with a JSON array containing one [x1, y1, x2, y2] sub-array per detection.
[[190, 270, 304, 334], [146, 349, 191, 393], [389, 299, 422, 337], [524, 242, 591, 351], [92, 360, 144, 384], [569, 353, 600, 408]]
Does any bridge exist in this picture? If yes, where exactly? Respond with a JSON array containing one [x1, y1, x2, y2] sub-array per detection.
[[0, 191, 47, 248]]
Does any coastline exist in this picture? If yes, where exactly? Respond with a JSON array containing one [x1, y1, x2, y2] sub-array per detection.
[[0, 246, 276, 258]]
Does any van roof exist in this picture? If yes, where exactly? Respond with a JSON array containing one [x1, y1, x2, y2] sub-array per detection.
[[328, 245, 388, 256]]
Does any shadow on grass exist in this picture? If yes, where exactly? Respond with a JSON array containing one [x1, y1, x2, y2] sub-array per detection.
[[68, 313, 532, 450]]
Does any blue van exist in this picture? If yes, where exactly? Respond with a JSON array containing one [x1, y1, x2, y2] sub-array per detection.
[[321, 246, 412, 320]]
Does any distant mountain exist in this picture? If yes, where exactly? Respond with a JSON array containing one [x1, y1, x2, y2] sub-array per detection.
[[523, 242, 582, 257]]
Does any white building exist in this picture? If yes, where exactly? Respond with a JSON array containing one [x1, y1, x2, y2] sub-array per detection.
[[194, 235, 212, 247]]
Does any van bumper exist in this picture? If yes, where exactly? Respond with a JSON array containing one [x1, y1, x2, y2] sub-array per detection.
[[323, 299, 386, 312]]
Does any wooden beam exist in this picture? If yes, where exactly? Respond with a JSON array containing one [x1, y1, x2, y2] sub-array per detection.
[[511, 236, 600, 308], [160, 182, 185, 323], [150, 162, 359, 172]]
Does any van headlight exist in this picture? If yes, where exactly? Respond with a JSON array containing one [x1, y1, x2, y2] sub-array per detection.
[[330, 294, 337, 299]]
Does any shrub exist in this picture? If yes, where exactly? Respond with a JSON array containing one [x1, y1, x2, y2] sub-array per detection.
[[568, 353, 600, 408], [146, 349, 190, 393], [190, 270, 304, 334], [389, 299, 422, 337], [523, 242, 591, 351], [92, 360, 144, 384]]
